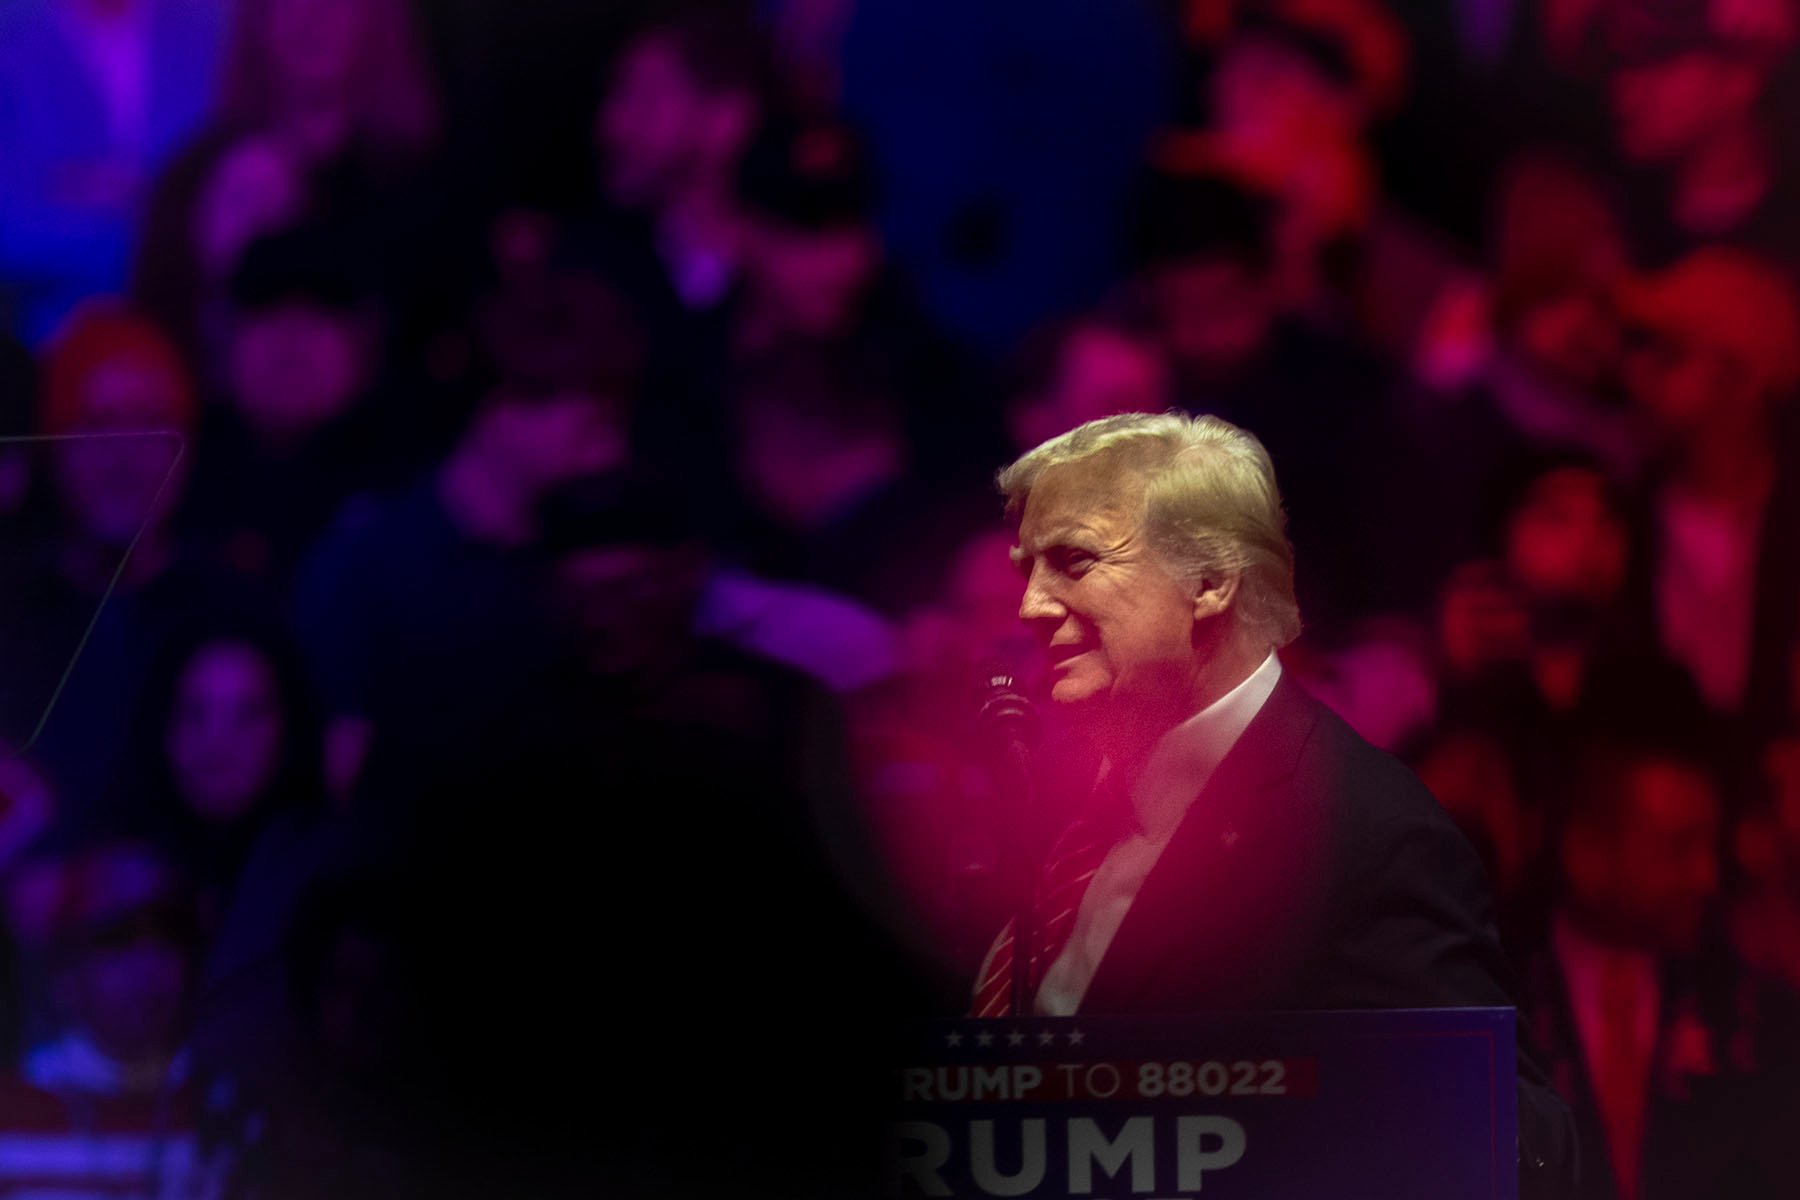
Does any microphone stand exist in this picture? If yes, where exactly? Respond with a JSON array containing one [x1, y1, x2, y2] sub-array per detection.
[[977, 671, 1041, 1017], [996, 735, 1037, 1017]]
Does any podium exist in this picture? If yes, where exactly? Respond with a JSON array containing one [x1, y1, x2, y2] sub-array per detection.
[[891, 1009, 1517, 1200]]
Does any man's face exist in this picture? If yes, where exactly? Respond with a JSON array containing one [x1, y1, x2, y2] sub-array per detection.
[[1012, 457, 1199, 723], [1575, 760, 1721, 953], [597, 37, 718, 209], [1504, 467, 1627, 607], [164, 641, 285, 823], [51, 361, 188, 547], [227, 301, 366, 446], [1608, 53, 1758, 164], [553, 544, 700, 676], [743, 223, 879, 338], [74, 930, 189, 1062]]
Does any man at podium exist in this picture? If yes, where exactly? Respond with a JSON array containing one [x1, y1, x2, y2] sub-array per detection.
[[975, 412, 1575, 1197]]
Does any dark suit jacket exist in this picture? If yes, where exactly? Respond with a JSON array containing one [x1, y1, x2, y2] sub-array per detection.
[[1075, 675, 1577, 1198], [1523, 939, 1800, 1200]]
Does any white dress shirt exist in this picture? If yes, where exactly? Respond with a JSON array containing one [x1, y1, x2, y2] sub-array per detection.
[[1033, 651, 1284, 1015], [1551, 915, 1660, 1100]]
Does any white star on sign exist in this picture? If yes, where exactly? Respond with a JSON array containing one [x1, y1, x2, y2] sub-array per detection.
[[976, 1031, 995, 1047], [1067, 1029, 1086, 1046], [1007, 1029, 1026, 1047], [946, 1031, 964, 1047], [1037, 1031, 1057, 1046]]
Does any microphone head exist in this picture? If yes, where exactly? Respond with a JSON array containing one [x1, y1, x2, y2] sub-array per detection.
[[975, 664, 1039, 750]]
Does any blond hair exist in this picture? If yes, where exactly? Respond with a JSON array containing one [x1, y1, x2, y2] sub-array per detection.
[[997, 412, 1302, 648]]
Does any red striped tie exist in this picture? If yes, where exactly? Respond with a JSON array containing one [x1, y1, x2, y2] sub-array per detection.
[[971, 817, 1119, 1017]]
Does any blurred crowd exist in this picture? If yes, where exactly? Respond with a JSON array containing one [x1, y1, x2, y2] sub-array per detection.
[[3, 0, 1800, 1195]]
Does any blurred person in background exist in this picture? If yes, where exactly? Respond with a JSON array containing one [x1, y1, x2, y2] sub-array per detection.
[[0, 0, 227, 342], [175, 223, 411, 586], [465, 261, 904, 696], [1391, 154, 1643, 614], [1434, 450, 1707, 790], [731, 114, 881, 356], [1131, 171, 1286, 396], [1176, 0, 1409, 319], [1371, 0, 1611, 241], [1001, 312, 1174, 456], [124, 626, 321, 926], [516, 468, 852, 785], [589, 5, 766, 314], [1420, 450, 1709, 953], [576, 5, 770, 519], [32, 304, 191, 600], [1129, 169, 1403, 632], [291, 268, 636, 809], [251, 878, 423, 1198], [1731, 718, 1800, 997], [1616, 247, 1800, 733], [1599, 0, 1800, 266], [1528, 739, 1800, 1200], [377, 466, 923, 1198], [213, 0, 440, 178], [9, 304, 262, 832], [1438, 452, 1667, 704], [1415, 722, 1545, 955], [1728, 635, 1800, 988], [109, 619, 354, 1082], [132, 0, 449, 367], [1416, 153, 1641, 467], [730, 111, 992, 473], [0, 842, 218, 1197], [1296, 614, 1441, 754], [132, 129, 311, 369], [729, 341, 990, 617]]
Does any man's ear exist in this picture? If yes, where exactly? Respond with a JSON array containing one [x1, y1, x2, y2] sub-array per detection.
[[1193, 573, 1239, 623]]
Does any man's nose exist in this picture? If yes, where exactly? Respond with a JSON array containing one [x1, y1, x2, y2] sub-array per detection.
[[1019, 566, 1064, 624]]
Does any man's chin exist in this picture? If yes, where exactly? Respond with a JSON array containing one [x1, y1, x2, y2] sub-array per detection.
[[1048, 673, 1107, 710]]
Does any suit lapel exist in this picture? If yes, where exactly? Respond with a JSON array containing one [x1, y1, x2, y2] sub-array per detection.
[[1081, 676, 1325, 1013], [1536, 944, 1722, 1200]]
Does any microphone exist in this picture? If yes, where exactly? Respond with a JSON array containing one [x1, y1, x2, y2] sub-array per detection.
[[975, 665, 1039, 759]]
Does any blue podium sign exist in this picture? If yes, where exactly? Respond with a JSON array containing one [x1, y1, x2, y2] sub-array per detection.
[[891, 1009, 1516, 1200]]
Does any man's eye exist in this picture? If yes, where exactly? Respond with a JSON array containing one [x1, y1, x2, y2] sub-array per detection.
[[1052, 548, 1096, 575]]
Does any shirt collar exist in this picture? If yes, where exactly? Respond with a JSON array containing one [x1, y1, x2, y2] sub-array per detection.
[[1129, 651, 1283, 842]]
